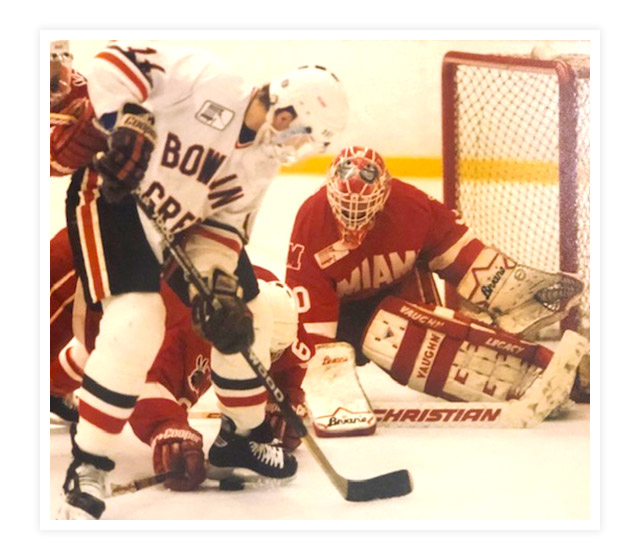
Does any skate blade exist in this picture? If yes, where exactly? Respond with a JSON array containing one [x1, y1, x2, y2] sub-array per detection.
[[205, 464, 295, 489]]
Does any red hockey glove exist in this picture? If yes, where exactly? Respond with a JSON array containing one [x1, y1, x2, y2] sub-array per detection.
[[191, 269, 254, 355], [151, 423, 206, 492], [265, 383, 308, 452], [93, 103, 156, 204], [50, 97, 108, 176]]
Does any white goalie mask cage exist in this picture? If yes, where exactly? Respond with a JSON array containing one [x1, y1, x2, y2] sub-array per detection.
[[258, 65, 349, 165], [326, 146, 391, 247]]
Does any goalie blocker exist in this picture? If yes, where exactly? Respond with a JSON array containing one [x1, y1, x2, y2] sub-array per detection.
[[359, 296, 588, 428]]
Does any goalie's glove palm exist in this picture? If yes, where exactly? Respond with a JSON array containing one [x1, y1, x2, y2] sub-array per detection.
[[192, 270, 254, 355], [94, 103, 156, 204]]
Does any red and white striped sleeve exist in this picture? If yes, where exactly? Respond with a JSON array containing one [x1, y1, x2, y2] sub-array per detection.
[[87, 41, 166, 116], [419, 196, 487, 288]]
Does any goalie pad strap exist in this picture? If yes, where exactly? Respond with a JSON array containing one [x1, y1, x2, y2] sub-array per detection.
[[392, 323, 461, 396], [378, 296, 549, 366]]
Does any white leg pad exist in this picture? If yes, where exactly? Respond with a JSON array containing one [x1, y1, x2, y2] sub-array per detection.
[[303, 342, 377, 438]]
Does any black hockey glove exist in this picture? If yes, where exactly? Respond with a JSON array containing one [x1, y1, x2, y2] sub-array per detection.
[[191, 269, 255, 355], [93, 103, 156, 204]]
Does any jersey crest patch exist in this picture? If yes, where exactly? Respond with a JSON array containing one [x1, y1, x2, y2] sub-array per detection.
[[314, 240, 351, 269], [196, 101, 235, 130]]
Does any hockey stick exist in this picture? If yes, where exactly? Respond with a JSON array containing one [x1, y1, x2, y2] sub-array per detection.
[[110, 471, 178, 497], [133, 190, 412, 502]]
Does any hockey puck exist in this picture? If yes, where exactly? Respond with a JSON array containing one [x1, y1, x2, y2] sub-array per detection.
[[219, 477, 245, 491]]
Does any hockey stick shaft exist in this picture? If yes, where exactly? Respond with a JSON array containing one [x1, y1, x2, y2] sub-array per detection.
[[110, 470, 179, 497], [134, 192, 411, 501]]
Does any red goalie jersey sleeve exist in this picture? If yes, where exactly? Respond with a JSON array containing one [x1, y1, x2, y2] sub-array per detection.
[[285, 178, 486, 343]]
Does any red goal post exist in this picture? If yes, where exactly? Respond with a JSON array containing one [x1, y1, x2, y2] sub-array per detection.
[[441, 51, 590, 339]]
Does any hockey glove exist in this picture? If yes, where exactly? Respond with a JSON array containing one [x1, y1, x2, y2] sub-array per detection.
[[191, 269, 255, 355], [50, 97, 108, 176], [151, 423, 206, 492], [265, 370, 308, 451], [93, 103, 156, 204]]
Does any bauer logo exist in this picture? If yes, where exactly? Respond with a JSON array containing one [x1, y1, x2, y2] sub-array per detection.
[[196, 101, 235, 130], [481, 266, 505, 300]]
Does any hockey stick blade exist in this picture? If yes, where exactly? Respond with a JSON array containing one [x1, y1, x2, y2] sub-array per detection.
[[346, 469, 413, 502], [247, 349, 414, 502]]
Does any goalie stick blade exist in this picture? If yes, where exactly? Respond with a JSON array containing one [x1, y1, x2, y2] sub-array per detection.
[[346, 469, 413, 502]]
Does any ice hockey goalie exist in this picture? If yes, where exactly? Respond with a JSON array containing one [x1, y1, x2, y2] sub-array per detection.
[[278, 146, 587, 439]]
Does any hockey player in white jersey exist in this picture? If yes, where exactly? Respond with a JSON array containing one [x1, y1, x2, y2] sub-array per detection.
[[58, 41, 348, 520]]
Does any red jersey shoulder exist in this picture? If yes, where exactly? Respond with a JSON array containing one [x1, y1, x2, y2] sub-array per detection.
[[290, 185, 340, 249], [386, 178, 439, 214]]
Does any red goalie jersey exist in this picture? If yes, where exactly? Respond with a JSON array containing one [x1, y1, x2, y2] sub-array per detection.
[[285, 162, 486, 355]]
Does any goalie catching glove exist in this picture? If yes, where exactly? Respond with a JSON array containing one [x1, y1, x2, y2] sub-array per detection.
[[455, 247, 584, 339], [191, 269, 255, 355], [93, 103, 156, 204], [151, 423, 206, 492]]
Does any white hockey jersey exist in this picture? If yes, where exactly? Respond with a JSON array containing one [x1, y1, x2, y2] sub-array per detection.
[[87, 41, 281, 277]]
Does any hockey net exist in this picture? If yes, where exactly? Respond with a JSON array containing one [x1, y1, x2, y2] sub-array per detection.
[[441, 51, 590, 339]]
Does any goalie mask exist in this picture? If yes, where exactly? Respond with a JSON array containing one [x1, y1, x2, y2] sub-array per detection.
[[50, 40, 73, 109], [257, 65, 349, 165], [327, 146, 391, 248]]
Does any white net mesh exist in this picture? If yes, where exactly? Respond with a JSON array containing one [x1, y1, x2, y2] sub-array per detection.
[[444, 54, 590, 338]]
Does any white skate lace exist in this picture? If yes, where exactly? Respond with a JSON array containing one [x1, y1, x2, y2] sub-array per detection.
[[249, 441, 284, 468]]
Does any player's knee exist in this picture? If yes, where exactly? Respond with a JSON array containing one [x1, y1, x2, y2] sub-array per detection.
[[98, 292, 166, 368]]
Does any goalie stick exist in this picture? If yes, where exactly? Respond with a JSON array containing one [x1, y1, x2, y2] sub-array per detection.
[[133, 190, 413, 502]]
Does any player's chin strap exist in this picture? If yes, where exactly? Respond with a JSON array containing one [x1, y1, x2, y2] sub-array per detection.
[[132, 190, 412, 502]]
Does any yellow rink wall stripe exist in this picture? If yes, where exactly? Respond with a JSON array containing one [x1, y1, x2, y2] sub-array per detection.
[[281, 156, 558, 183], [281, 156, 442, 178]]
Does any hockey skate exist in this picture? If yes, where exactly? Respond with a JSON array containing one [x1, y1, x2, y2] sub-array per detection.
[[207, 416, 297, 482], [57, 427, 115, 520]]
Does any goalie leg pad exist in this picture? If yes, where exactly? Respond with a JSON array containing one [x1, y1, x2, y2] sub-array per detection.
[[362, 296, 553, 403], [303, 342, 377, 438]]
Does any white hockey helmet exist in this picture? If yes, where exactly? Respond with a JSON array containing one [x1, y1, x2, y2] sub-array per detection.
[[258, 279, 299, 359], [327, 146, 391, 247], [258, 65, 349, 165], [50, 40, 73, 108]]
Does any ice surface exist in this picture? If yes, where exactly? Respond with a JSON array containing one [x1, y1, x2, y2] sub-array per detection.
[[47, 174, 591, 523]]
